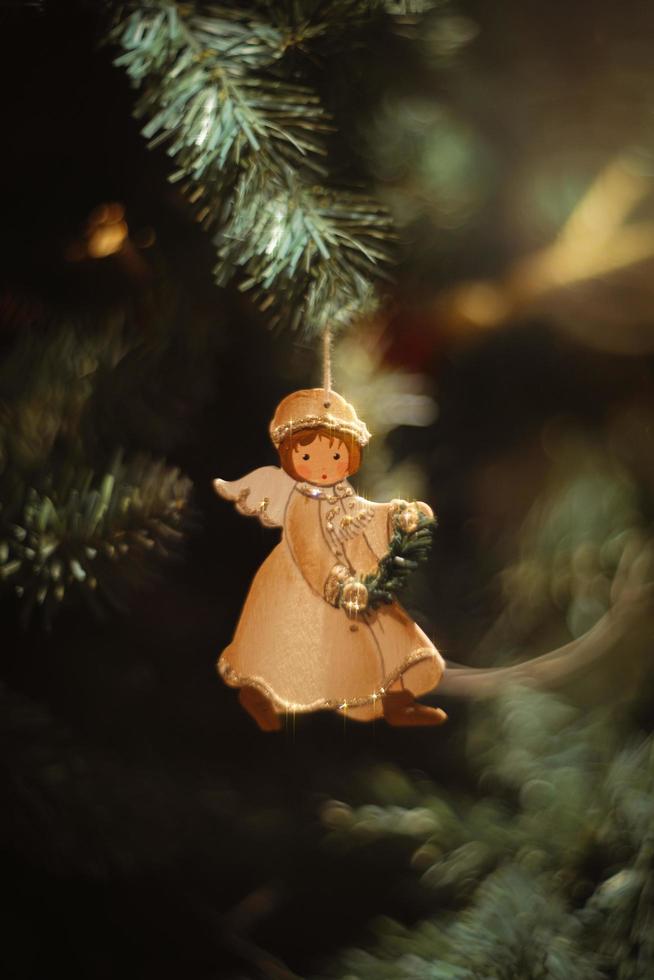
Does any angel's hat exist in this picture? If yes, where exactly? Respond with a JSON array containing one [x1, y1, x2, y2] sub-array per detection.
[[269, 388, 371, 448]]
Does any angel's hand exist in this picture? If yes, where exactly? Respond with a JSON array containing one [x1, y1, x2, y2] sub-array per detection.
[[324, 565, 369, 618], [389, 499, 435, 534], [416, 501, 434, 520]]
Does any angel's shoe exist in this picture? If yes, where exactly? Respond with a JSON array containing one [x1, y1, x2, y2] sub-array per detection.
[[382, 690, 448, 727], [238, 686, 282, 732]]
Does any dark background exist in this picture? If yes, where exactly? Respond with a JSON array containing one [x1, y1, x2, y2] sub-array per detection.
[[2, 2, 654, 977]]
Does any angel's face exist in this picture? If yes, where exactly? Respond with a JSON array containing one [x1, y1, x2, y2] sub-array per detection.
[[292, 433, 350, 486]]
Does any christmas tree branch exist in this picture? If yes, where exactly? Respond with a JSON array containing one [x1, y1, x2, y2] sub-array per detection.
[[323, 686, 654, 978], [111, 1, 396, 334], [0, 453, 190, 626], [0, 292, 205, 625]]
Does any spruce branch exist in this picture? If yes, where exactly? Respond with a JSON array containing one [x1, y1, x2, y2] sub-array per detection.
[[0, 286, 222, 625], [114, 4, 333, 179], [0, 454, 191, 625], [323, 688, 654, 979], [215, 165, 393, 330], [111, 1, 396, 335]]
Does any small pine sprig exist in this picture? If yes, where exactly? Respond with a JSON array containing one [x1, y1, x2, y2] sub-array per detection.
[[363, 507, 437, 608], [0, 453, 191, 625]]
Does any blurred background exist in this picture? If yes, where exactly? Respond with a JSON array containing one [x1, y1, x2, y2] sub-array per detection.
[[2, 1, 654, 977]]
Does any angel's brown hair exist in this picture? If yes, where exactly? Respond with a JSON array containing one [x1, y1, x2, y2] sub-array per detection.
[[277, 426, 362, 480]]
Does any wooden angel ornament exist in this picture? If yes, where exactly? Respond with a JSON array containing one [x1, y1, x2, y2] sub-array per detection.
[[213, 388, 446, 731]]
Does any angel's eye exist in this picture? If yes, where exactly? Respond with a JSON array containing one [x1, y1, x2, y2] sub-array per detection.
[[302, 453, 310, 461], [333, 453, 341, 460]]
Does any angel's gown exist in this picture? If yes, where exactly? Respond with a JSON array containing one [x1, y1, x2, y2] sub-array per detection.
[[214, 467, 444, 721]]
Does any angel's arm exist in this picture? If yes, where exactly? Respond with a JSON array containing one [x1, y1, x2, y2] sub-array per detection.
[[213, 466, 295, 528]]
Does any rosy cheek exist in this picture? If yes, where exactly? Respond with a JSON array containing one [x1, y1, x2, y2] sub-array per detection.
[[295, 460, 311, 478]]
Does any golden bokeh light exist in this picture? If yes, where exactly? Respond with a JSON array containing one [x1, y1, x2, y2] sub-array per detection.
[[87, 219, 128, 258]]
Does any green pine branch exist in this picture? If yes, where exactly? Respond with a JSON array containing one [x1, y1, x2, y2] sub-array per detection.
[[0, 453, 190, 626], [321, 686, 654, 979], [0, 291, 207, 626], [111, 1, 397, 334]]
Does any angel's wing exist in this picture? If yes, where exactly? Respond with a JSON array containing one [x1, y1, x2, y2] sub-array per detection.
[[213, 466, 295, 528]]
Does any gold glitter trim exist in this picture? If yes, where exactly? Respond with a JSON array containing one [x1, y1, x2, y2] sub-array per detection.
[[217, 647, 442, 714], [270, 414, 370, 448]]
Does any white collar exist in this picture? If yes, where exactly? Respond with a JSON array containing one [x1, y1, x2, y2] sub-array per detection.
[[295, 481, 355, 501]]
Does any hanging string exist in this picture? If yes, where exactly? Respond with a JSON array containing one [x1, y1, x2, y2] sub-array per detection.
[[322, 324, 332, 407]]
